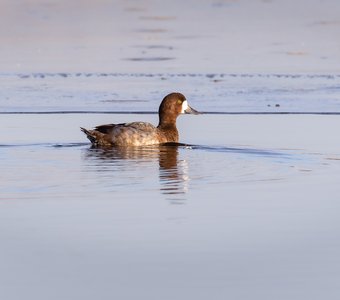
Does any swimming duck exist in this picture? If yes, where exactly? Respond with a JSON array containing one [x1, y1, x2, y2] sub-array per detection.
[[80, 92, 200, 147]]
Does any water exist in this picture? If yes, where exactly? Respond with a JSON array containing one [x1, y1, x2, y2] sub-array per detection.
[[1, 73, 340, 113], [1, 75, 340, 299], [2, 0, 340, 297], [0, 140, 299, 202]]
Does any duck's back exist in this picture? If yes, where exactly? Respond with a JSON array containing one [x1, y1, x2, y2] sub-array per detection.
[[93, 122, 167, 146]]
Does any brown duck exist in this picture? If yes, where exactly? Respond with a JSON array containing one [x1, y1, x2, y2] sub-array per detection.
[[81, 92, 200, 147]]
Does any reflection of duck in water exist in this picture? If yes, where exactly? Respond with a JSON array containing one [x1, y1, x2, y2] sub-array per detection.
[[158, 145, 189, 196], [81, 93, 199, 147], [83, 144, 189, 197]]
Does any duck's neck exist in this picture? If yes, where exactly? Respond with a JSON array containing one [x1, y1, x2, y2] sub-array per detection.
[[158, 122, 178, 132], [158, 112, 177, 127], [157, 121, 179, 142]]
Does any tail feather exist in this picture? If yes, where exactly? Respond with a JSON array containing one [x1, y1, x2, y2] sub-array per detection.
[[80, 127, 98, 145]]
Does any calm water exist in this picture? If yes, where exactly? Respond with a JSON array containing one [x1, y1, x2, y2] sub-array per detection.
[[1, 73, 340, 113], [1, 75, 340, 299], [2, 0, 340, 297]]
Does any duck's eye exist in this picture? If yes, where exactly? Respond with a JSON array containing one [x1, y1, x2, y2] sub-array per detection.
[[177, 99, 182, 104]]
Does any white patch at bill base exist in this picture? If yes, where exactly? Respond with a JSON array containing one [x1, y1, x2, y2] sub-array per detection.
[[181, 100, 188, 113]]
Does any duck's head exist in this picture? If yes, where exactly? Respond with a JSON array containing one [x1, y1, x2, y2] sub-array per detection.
[[158, 92, 200, 127]]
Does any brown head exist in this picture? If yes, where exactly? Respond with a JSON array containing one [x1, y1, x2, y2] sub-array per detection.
[[157, 92, 200, 129]]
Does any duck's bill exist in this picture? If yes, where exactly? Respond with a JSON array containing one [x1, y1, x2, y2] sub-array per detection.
[[184, 105, 201, 115]]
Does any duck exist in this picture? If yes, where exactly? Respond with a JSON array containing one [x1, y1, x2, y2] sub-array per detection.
[[80, 92, 200, 147]]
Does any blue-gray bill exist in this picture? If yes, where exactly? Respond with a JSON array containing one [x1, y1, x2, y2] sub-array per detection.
[[185, 105, 201, 115]]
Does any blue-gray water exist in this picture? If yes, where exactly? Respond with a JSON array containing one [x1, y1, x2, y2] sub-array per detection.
[[2, 73, 340, 113], [1, 74, 340, 300]]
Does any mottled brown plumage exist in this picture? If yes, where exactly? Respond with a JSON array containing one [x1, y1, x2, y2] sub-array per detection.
[[81, 92, 199, 147]]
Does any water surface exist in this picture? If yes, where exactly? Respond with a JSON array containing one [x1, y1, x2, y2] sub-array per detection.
[[2, 0, 340, 297], [1, 89, 340, 300]]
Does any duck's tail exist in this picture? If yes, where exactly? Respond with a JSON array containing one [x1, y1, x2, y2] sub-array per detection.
[[80, 127, 100, 145], [80, 127, 113, 147]]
